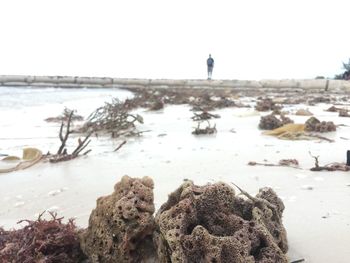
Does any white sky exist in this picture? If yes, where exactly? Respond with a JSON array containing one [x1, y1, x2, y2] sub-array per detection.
[[0, 0, 349, 80]]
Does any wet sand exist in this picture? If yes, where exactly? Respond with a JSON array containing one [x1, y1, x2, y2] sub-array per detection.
[[1, 87, 350, 262]]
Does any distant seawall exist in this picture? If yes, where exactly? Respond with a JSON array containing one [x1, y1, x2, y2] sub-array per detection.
[[0, 75, 350, 92]]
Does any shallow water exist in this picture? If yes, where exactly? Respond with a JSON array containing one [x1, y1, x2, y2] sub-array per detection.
[[1, 87, 350, 262]]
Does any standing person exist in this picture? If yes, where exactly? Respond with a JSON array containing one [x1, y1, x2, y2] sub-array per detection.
[[207, 54, 214, 80]]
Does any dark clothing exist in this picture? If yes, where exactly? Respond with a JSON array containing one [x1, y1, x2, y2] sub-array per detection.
[[207, 57, 214, 67], [207, 57, 214, 79]]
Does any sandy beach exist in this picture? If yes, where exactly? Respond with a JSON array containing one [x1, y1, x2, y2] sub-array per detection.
[[1, 84, 350, 262]]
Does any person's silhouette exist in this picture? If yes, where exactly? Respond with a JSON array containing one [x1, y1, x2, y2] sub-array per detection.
[[207, 54, 214, 80]]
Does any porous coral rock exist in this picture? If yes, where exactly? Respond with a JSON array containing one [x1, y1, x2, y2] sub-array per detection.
[[259, 114, 282, 130], [305, 117, 336, 132], [154, 181, 288, 263], [259, 114, 293, 130], [255, 98, 281, 112], [80, 176, 155, 263]]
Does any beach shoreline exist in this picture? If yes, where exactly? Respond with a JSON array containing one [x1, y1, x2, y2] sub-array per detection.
[[1, 84, 350, 262]]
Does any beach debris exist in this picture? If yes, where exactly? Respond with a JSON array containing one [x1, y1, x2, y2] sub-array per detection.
[[1, 177, 291, 262], [308, 96, 331, 105], [279, 159, 299, 166], [339, 109, 350, 117], [0, 148, 42, 173], [295, 108, 313, 116], [322, 213, 331, 219], [263, 121, 334, 142], [48, 111, 92, 163], [80, 176, 156, 262], [0, 212, 86, 263], [290, 259, 305, 263], [259, 114, 281, 130], [248, 159, 300, 169], [326, 105, 342, 112], [263, 123, 305, 136], [192, 121, 217, 135], [149, 99, 164, 111], [327, 104, 350, 117], [255, 97, 282, 112], [259, 113, 293, 130], [80, 98, 144, 138], [121, 86, 248, 111], [304, 117, 336, 132], [309, 152, 350, 171], [154, 180, 288, 262], [113, 140, 127, 152], [45, 107, 83, 123], [191, 110, 220, 121]]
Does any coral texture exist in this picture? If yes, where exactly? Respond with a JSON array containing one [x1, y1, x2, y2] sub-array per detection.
[[259, 114, 293, 130], [304, 117, 336, 132], [154, 180, 288, 263], [80, 175, 155, 263], [255, 98, 281, 112]]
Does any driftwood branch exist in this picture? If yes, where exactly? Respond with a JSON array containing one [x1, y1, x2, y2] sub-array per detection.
[[57, 111, 74, 155], [248, 159, 301, 169], [307, 133, 334, 142], [114, 140, 127, 152], [308, 151, 349, 171], [50, 111, 92, 163]]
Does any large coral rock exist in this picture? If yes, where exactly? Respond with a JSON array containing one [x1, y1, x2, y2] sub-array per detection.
[[259, 114, 293, 130], [154, 181, 288, 263], [259, 114, 282, 130], [80, 176, 155, 263], [304, 117, 336, 132]]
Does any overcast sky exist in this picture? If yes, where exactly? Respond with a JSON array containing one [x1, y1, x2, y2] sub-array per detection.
[[0, 0, 349, 80]]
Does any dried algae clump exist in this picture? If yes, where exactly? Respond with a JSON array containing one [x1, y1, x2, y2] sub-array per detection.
[[0, 212, 86, 263], [154, 181, 288, 263], [263, 124, 305, 136], [80, 175, 156, 263]]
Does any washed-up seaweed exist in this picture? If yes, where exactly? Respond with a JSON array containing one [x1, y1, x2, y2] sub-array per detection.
[[192, 121, 217, 135], [45, 107, 84, 123], [248, 159, 300, 169], [191, 110, 220, 121], [121, 86, 249, 111], [0, 212, 86, 263], [309, 152, 350, 171], [80, 98, 144, 138]]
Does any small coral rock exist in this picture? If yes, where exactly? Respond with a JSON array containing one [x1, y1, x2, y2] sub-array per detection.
[[259, 114, 282, 130], [259, 114, 293, 130], [154, 181, 288, 263], [295, 109, 313, 116], [80, 176, 156, 263], [305, 117, 336, 132], [255, 98, 281, 112], [339, 109, 350, 117]]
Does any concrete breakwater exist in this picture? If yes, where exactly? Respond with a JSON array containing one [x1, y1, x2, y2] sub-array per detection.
[[1, 75, 350, 92]]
